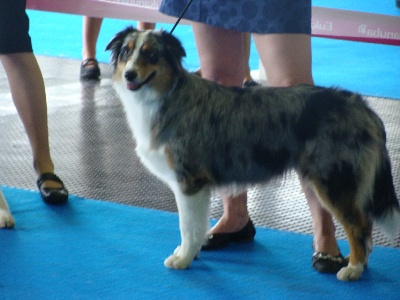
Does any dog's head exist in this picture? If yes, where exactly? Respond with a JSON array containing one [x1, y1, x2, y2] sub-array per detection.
[[105, 26, 186, 93]]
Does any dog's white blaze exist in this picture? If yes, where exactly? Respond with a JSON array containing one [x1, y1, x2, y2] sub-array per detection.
[[125, 31, 150, 70]]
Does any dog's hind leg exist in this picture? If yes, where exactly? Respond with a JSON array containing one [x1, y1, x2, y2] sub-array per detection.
[[312, 181, 372, 281], [0, 189, 15, 228], [164, 186, 211, 269], [335, 212, 372, 281]]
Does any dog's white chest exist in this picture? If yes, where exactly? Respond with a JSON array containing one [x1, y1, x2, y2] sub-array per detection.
[[114, 83, 177, 185], [114, 83, 157, 146]]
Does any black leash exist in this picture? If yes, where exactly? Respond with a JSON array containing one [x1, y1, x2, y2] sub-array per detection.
[[169, 0, 194, 34]]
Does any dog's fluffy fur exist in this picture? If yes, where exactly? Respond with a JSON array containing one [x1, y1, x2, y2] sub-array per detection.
[[106, 27, 400, 281]]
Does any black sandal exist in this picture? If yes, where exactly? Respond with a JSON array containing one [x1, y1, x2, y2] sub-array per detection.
[[312, 251, 348, 273], [80, 58, 101, 80], [37, 173, 69, 205]]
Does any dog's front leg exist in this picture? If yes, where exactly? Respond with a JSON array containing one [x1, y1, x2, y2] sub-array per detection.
[[164, 187, 210, 269], [0, 189, 15, 228]]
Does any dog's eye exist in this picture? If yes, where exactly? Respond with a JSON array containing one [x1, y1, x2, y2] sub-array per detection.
[[119, 46, 132, 61], [142, 49, 159, 64]]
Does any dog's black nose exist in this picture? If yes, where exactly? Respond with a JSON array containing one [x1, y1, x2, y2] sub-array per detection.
[[124, 70, 137, 82]]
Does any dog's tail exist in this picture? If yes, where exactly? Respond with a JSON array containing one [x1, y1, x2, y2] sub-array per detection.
[[369, 151, 400, 240]]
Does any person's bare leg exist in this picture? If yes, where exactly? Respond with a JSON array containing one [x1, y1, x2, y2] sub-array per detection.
[[0, 53, 61, 189], [192, 22, 250, 233], [253, 33, 339, 254], [137, 21, 156, 30], [196, 33, 255, 87], [253, 33, 313, 86], [211, 193, 250, 232], [242, 33, 255, 84], [82, 16, 103, 61], [303, 184, 340, 255], [192, 23, 245, 86]]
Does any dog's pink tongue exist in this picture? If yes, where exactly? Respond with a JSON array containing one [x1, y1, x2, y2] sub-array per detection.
[[127, 82, 140, 91]]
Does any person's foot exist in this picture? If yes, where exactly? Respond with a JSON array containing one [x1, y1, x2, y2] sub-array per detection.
[[80, 58, 101, 80], [210, 213, 251, 233], [37, 173, 69, 205], [202, 218, 256, 250], [312, 251, 348, 273], [312, 236, 348, 273], [313, 235, 341, 256]]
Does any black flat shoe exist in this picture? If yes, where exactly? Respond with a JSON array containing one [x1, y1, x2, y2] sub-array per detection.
[[37, 173, 69, 205], [202, 219, 256, 251], [80, 58, 101, 80], [312, 251, 348, 273]]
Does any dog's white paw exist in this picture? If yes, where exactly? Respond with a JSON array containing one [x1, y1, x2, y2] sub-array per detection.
[[0, 208, 15, 228], [336, 263, 364, 281], [164, 246, 195, 269], [164, 254, 192, 269]]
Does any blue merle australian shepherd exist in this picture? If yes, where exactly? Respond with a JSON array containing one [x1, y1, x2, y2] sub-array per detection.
[[106, 27, 400, 281]]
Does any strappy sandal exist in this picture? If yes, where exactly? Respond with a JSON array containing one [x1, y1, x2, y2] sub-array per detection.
[[80, 58, 101, 80], [312, 250, 348, 273], [37, 173, 69, 205]]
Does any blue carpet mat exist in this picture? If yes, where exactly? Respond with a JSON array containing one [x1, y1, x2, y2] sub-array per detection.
[[1, 186, 399, 299], [26, 0, 400, 99]]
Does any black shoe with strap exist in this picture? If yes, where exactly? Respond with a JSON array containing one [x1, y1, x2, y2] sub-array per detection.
[[37, 173, 69, 205], [80, 58, 101, 80], [312, 250, 348, 273]]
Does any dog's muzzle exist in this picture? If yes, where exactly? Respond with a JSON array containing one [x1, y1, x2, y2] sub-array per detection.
[[124, 70, 156, 91]]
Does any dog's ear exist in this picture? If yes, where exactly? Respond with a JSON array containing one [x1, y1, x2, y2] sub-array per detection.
[[157, 30, 186, 71], [106, 26, 138, 68]]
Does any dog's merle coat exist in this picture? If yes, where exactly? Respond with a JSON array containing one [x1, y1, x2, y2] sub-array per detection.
[[107, 27, 400, 281]]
